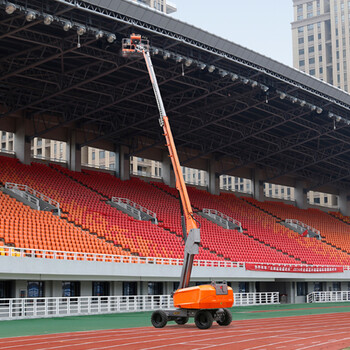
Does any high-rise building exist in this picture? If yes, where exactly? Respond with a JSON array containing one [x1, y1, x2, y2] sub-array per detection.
[[1, 131, 14, 153], [292, 0, 350, 91], [129, 0, 177, 14], [291, 0, 343, 206]]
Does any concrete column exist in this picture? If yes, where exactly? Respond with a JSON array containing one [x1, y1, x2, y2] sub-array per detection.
[[67, 130, 81, 172], [162, 151, 175, 188], [331, 194, 338, 207], [295, 180, 307, 209], [80, 281, 91, 296], [207, 157, 220, 195], [115, 145, 130, 181], [252, 168, 264, 201], [52, 281, 62, 297], [286, 282, 294, 304], [14, 117, 31, 164], [339, 191, 350, 216]]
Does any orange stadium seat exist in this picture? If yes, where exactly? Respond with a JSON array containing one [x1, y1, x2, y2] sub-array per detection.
[[1, 154, 350, 266], [242, 197, 350, 265]]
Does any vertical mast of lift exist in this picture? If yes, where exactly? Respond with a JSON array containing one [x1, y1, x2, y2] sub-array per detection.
[[131, 37, 200, 290]]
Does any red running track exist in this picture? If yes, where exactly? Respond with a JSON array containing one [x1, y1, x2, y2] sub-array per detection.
[[1, 312, 350, 350]]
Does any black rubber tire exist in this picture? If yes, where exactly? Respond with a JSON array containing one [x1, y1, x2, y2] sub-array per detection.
[[151, 310, 168, 328], [194, 310, 213, 330], [217, 308, 232, 326], [175, 316, 189, 325]]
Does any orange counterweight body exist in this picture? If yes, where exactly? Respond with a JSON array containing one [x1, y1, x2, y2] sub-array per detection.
[[173, 285, 234, 309]]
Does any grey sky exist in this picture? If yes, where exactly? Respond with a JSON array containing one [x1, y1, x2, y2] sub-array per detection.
[[171, 0, 294, 67]]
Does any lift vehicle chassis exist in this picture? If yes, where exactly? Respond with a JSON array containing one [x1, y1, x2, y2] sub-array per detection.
[[151, 307, 232, 330]]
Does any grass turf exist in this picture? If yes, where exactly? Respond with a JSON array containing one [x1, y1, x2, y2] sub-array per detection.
[[0, 302, 350, 338]]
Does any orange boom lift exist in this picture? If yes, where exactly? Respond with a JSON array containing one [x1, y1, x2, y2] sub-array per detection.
[[122, 34, 234, 329]]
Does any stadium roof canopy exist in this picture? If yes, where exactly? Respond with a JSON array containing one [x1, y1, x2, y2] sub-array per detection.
[[2, 0, 350, 193]]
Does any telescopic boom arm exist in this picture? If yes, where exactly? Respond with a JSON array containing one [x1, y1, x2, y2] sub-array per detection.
[[122, 34, 200, 289]]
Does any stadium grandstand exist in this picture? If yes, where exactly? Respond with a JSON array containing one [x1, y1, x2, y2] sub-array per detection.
[[2, 0, 350, 327]]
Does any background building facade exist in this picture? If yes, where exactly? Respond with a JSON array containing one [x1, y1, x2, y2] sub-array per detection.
[[292, 0, 350, 91], [130, 0, 177, 14], [0, 130, 337, 208], [292, 0, 343, 205]]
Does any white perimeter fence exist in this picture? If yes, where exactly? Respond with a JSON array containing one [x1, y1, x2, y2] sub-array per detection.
[[0, 292, 279, 320], [307, 291, 350, 303]]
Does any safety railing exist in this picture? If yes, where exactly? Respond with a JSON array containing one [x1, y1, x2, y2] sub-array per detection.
[[1, 246, 349, 273], [33, 154, 67, 164], [5, 183, 60, 211], [6, 184, 40, 210], [130, 170, 162, 179], [0, 246, 245, 268], [307, 291, 350, 303], [0, 149, 15, 155], [184, 178, 208, 186], [203, 208, 242, 231], [264, 192, 295, 201], [81, 163, 115, 171], [0, 292, 280, 320], [285, 219, 320, 235], [233, 292, 279, 306], [112, 197, 157, 223]]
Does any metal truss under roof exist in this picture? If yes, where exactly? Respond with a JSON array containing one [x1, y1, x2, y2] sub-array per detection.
[[2, 0, 350, 193]]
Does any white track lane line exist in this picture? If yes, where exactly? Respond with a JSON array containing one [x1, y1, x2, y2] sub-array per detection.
[[35, 327, 300, 350], [2, 310, 347, 346], [295, 336, 350, 350], [4, 328, 255, 350], [141, 334, 291, 350], [3, 313, 350, 350], [0, 329, 153, 344], [0, 329, 202, 350], [242, 330, 350, 350], [1, 318, 309, 350]]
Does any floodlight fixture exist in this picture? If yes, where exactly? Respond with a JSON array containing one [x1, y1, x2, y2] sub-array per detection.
[[77, 26, 86, 36], [231, 73, 239, 81], [198, 62, 206, 70], [25, 11, 36, 22], [95, 30, 104, 39], [219, 70, 228, 77], [328, 112, 334, 118], [336, 115, 342, 122], [63, 21, 72, 31], [163, 51, 171, 60], [5, 3, 16, 14], [242, 78, 249, 85], [185, 58, 193, 67], [291, 97, 298, 104], [260, 84, 269, 92], [251, 80, 258, 88], [208, 65, 215, 73], [279, 92, 286, 100], [316, 107, 323, 114], [43, 15, 53, 25], [300, 100, 306, 107], [107, 33, 116, 43], [310, 104, 316, 111], [176, 55, 183, 63], [152, 48, 159, 55]]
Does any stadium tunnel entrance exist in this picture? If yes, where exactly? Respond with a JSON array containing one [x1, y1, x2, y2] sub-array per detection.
[[255, 281, 292, 303]]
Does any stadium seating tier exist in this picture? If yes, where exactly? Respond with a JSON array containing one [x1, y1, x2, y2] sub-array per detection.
[[1, 155, 350, 266]]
